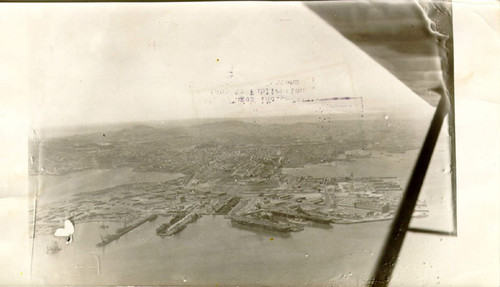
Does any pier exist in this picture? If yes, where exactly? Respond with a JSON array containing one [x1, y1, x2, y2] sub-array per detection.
[[97, 214, 158, 247]]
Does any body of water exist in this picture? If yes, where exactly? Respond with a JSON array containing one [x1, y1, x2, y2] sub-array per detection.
[[31, 168, 184, 204], [32, 216, 391, 286], [281, 150, 419, 182]]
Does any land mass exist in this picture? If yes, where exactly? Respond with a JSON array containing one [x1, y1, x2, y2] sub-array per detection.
[[29, 116, 429, 242]]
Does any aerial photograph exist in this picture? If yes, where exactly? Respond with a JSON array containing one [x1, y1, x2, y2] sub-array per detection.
[[26, 2, 454, 286], [30, 114, 450, 286]]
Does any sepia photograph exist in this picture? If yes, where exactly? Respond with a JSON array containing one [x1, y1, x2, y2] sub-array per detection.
[[0, 1, 498, 286]]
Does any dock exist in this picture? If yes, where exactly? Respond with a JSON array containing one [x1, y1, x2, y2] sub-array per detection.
[[266, 206, 333, 224], [228, 215, 303, 233], [97, 214, 158, 247], [160, 212, 199, 237]]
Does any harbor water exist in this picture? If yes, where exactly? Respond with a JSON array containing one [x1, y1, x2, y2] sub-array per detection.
[[32, 216, 392, 286]]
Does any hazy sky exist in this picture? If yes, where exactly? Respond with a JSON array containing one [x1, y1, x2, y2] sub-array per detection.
[[17, 2, 434, 127]]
